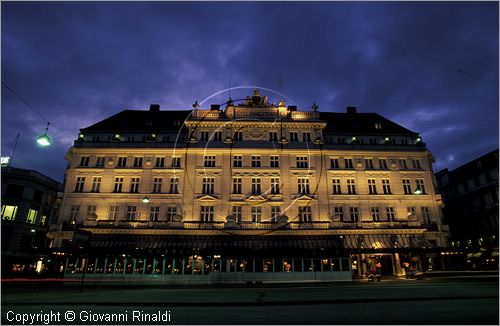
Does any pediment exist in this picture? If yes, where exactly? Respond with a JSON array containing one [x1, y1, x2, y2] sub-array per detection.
[[197, 194, 219, 201], [246, 195, 266, 201]]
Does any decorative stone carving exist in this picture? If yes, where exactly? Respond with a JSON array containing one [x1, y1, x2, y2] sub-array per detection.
[[107, 159, 115, 166], [144, 160, 152, 167]]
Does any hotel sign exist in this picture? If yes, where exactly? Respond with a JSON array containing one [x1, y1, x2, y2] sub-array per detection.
[[1, 156, 11, 167]]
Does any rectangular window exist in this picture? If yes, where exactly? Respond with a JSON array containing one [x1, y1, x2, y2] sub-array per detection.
[[251, 206, 262, 222], [202, 177, 215, 195], [412, 159, 421, 169], [251, 177, 261, 195], [95, 157, 105, 167], [298, 206, 312, 222], [91, 177, 101, 193], [203, 155, 216, 167], [290, 132, 298, 142], [270, 155, 279, 168], [234, 131, 243, 141], [69, 205, 80, 223], [232, 206, 242, 222], [126, 206, 137, 221], [200, 131, 209, 141], [171, 157, 181, 168], [169, 177, 179, 194], [369, 138, 377, 145], [382, 179, 391, 194], [348, 207, 359, 222], [386, 207, 395, 221], [153, 177, 162, 193], [251, 155, 261, 167], [403, 179, 412, 194], [416, 179, 426, 194], [297, 178, 310, 195], [79, 156, 90, 167], [108, 206, 119, 220], [166, 206, 177, 221], [269, 131, 278, 142], [117, 157, 127, 167], [26, 209, 37, 224], [332, 179, 341, 194], [200, 206, 214, 222], [334, 207, 344, 220], [75, 177, 85, 192], [271, 206, 281, 222], [398, 159, 407, 170], [270, 177, 280, 194], [87, 205, 96, 217], [302, 132, 311, 142], [133, 157, 143, 168], [155, 157, 165, 168], [130, 177, 140, 193], [213, 131, 222, 141], [421, 207, 431, 224], [330, 158, 339, 169], [233, 155, 242, 167], [1, 205, 18, 220], [365, 159, 374, 169], [296, 156, 309, 168], [344, 158, 353, 169], [113, 177, 123, 193], [149, 206, 160, 222], [347, 179, 356, 194], [368, 179, 377, 195], [232, 177, 242, 194], [371, 207, 380, 221], [379, 159, 388, 169]]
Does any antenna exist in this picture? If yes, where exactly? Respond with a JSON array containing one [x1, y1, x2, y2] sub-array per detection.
[[10, 133, 21, 164], [228, 76, 231, 100]]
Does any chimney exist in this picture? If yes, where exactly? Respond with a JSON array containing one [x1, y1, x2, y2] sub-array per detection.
[[150, 104, 160, 112], [346, 106, 357, 114]]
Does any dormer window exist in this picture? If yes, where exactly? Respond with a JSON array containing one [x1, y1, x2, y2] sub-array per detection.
[[375, 123, 382, 129]]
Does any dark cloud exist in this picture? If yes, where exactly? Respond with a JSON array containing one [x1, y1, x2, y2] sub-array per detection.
[[2, 1, 498, 181]]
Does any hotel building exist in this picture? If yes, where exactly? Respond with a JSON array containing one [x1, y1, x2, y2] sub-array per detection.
[[48, 90, 449, 283]]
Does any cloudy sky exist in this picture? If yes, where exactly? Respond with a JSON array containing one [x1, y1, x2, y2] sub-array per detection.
[[2, 1, 498, 182]]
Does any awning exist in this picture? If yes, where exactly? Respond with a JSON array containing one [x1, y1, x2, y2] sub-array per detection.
[[341, 234, 436, 250]]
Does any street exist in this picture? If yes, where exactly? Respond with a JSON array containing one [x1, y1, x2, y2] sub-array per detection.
[[2, 276, 498, 324]]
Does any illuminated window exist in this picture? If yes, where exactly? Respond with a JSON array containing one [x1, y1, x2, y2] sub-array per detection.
[[26, 209, 38, 224], [416, 179, 426, 194], [1, 205, 18, 220], [91, 177, 101, 193], [39, 215, 47, 226], [251, 207, 262, 222], [332, 179, 341, 194], [200, 206, 214, 222], [233, 155, 242, 167], [375, 123, 382, 129], [153, 178, 162, 193], [74, 177, 85, 192], [232, 177, 242, 194]]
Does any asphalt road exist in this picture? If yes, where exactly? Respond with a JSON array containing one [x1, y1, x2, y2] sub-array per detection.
[[2, 277, 498, 325]]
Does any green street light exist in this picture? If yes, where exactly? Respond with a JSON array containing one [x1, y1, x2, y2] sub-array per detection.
[[414, 186, 423, 195], [36, 122, 51, 146], [142, 196, 150, 203]]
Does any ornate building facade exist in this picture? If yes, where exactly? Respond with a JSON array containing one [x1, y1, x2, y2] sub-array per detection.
[[48, 90, 448, 283]]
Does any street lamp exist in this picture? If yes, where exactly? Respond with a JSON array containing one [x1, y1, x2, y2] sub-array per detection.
[[414, 186, 423, 195], [36, 122, 51, 146], [142, 196, 150, 203]]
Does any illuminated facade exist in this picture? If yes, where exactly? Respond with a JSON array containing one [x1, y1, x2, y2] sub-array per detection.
[[49, 90, 448, 282]]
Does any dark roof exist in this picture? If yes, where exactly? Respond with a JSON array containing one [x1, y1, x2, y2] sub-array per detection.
[[320, 112, 417, 135], [81, 110, 191, 133], [80, 108, 417, 136]]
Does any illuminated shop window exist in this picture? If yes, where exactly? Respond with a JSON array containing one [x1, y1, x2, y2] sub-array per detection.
[[1, 205, 18, 220], [26, 209, 38, 224]]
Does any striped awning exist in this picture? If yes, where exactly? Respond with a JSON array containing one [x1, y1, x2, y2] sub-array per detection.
[[341, 234, 435, 250]]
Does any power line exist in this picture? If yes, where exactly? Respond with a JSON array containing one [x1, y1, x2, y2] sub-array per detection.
[[1, 81, 50, 123], [283, 1, 499, 88]]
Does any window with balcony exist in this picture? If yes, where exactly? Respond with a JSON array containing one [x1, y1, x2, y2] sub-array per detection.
[[79, 156, 90, 167], [382, 179, 392, 194], [332, 179, 341, 194], [113, 177, 123, 193], [202, 177, 215, 195], [91, 177, 101, 193], [298, 206, 312, 222], [403, 179, 412, 194], [130, 178, 140, 193], [233, 155, 242, 167], [75, 177, 85, 192], [296, 156, 309, 168], [126, 206, 137, 221], [270, 177, 280, 194], [251, 156, 261, 167], [368, 179, 377, 195], [200, 206, 214, 222], [133, 157, 143, 168], [297, 178, 310, 195], [251, 207, 262, 222], [204, 155, 216, 167], [347, 179, 356, 194], [232, 177, 242, 194], [251, 178, 261, 195], [270, 156, 279, 168], [153, 177, 162, 193]]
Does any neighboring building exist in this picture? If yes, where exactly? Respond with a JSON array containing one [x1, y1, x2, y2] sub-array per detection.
[[48, 90, 448, 283], [1, 166, 62, 277], [436, 149, 499, 270]]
